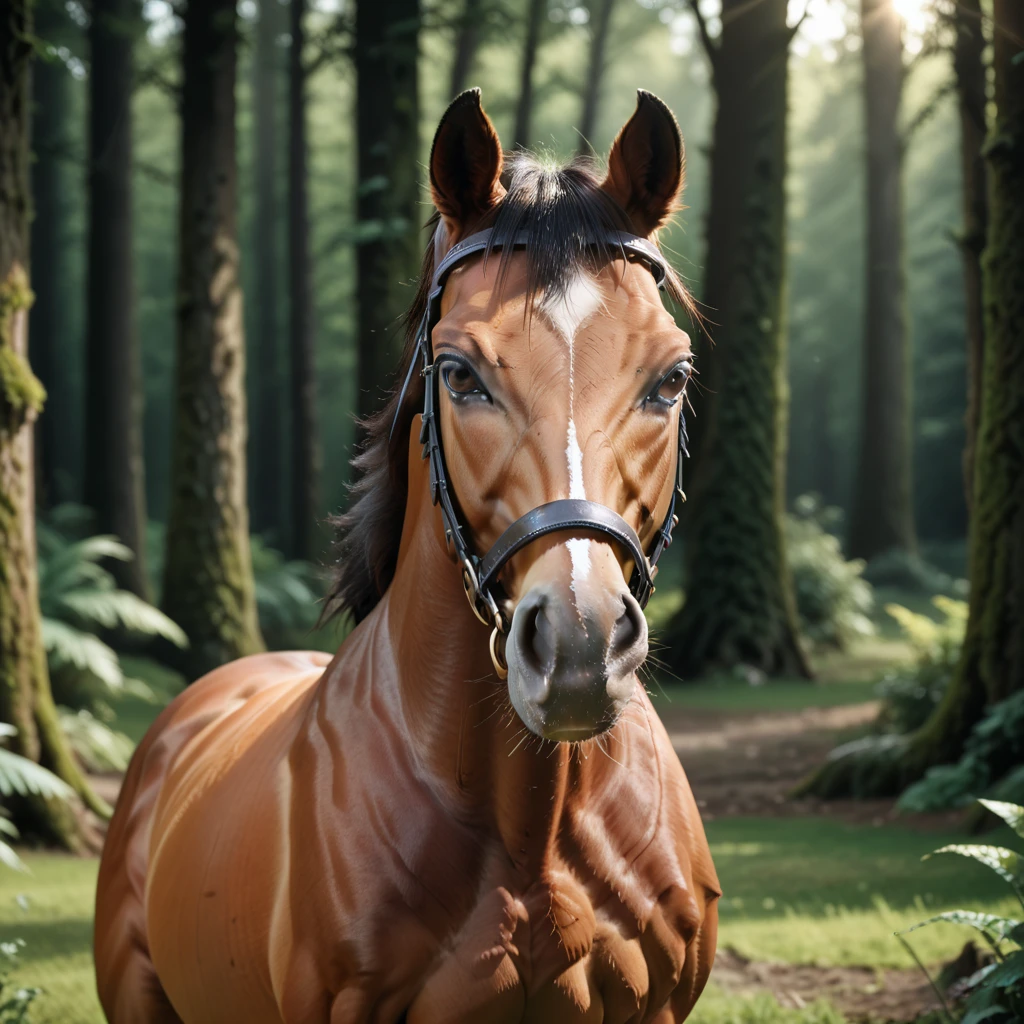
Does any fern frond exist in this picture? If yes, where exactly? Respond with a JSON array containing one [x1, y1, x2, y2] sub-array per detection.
[[58, 590, 187, 647], [41, 618, 123, 690]]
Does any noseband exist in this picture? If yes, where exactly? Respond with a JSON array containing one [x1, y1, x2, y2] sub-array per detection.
[[392, 228, 689, 678]]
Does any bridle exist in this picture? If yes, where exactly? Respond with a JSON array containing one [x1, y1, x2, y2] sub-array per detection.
[[392, 227, 689, 679]]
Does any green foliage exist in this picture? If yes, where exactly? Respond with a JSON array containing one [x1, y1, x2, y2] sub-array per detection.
[[862, 548, 968, 597], [877, 596, 968, 733], [899, 692, 1024, 813], [0, 941, 41, 1024], [249, 537, 322, 648], [54, 710, 134, 774], [36, 511, 186, 709], [899, 800, 1024, 1024], [785, 495, 875, 649]]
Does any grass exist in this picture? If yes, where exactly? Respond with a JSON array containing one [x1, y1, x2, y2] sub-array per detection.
[[1, 816, 1018, 1023]]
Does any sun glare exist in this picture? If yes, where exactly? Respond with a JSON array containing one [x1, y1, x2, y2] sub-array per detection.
[[893, 0, 936, 45]]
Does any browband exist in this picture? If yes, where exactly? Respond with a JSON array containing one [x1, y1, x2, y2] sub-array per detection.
[[392, 226, 688, 675]]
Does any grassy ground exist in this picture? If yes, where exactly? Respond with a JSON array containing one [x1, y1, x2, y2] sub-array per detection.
[[2, 816, 1017, 1023]]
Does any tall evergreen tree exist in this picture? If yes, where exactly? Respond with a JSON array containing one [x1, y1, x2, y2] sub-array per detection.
[[29, 0, 79, 508], [512, 0, 545, 150], [354, 0, 420, 421], [846, 0, 916, 560], [576, 0, 616, 155], [449, 0, 482, 99], [249, 0, 285, 541], [1, 0, 104, 847], [950, 0, 987, 509], [163, 0, 265, 679], [665, 0, 810, 678], [288, 0, 321, 560], [84, 0, 149, 597]]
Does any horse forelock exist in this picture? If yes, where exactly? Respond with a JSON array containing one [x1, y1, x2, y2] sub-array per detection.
[[323, 153, 694, 627]]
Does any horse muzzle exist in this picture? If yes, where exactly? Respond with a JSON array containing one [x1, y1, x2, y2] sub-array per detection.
[[505, 580, 647, 741]]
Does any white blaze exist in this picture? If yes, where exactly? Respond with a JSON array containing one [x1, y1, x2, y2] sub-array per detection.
[[541, 273, 602, 592]]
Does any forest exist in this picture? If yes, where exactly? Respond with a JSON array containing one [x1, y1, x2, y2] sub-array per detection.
[[0, 0, 1022, 1021]]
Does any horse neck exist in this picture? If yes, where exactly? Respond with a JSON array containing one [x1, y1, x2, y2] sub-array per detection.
[[382, 441, 583, 866]]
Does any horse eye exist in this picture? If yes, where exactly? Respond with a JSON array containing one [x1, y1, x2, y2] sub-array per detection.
[[441, 363, 488, 401], [648, 362, 691, 408]]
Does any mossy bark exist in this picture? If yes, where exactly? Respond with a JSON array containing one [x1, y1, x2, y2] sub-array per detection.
[[665, 0, 810, 679], [84, 0, 150, 598], [798, 0, 1024, 799], [1, 5, 104, 847], [448, 0, 482, 100], [162, 0, 265, 681], [354, 0, 421, 422], [846, 0, 917, 560]]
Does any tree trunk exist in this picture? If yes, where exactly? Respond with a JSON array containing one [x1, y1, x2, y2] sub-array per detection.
[[249, 0, 284, 543], [576, 0, 616, 156], [449, 0, 482, 99], [29, 0, 79, 509], [354, 0, 420, 422], [512, 0, 545, 150], [84, 0, 149, 597], [665, 0, 810, 679], [1, 1, 103, 848], [796, 0, 1024, 800], [846, 0, 916, 560], [288, 0, 321, 561], [952, 0, 987, 511], [163, 0, 265, 681]]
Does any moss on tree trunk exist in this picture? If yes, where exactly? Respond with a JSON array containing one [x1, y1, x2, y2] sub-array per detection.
[[162, 0, 265, 681], [798, 0, 1024, 799], [665, 0, 810, 679], [1, 5, 105, 845]]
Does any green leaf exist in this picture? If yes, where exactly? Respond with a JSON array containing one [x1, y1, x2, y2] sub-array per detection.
[[0, 841, 27, 874], [979, 800, 1024, 841], [0, 817, 19, 839], [41, 617, 123, 689], [57, 708, 135, 773], [58, 589, 187, 647], [0, 746, 73, 801], [987, 950, 1024, 988], [927, 845, 1023, 894], [960, 1004, 1009, 1024], [898, 910, 1022, 943]]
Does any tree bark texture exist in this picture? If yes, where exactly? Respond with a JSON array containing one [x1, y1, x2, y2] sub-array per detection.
[[952, 0, 988, 512], [449, 0, 482, 100], [249, 0, 284, 542], [163, 0, 265, 681], [666, 0, 810, 679], [512, 0, 545, 150], [29, 0, 78, 509], [1, 2, 102, 846], [84, 0, 149, 597], [288, 0, 321, 561], [846, 0, 916, 560], [576, 0, 616, 155], [354, 0, 420, 421]]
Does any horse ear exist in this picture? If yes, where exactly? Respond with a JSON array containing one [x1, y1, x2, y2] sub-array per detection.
[[430, 89, 505, 239], [601, 90, 684, 237]]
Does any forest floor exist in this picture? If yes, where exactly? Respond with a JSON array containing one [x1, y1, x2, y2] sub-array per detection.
[[3, 636, 1016, 1024]]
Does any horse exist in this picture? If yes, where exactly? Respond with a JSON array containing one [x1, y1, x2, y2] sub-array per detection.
[[94, 88, 720, 1024]]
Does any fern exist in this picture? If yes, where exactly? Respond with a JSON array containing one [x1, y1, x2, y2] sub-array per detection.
[[57, 709, 135, 773]]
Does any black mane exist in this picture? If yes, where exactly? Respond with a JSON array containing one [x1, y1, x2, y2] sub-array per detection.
[[322, 153, 693, 624]]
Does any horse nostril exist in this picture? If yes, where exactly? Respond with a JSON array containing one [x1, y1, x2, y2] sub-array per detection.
[[522, 598, 556, 677], [608, 593, 647, 666]]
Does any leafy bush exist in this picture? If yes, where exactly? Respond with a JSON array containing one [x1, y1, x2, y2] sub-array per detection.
[[0, 941, 40, 1024], [899, 692, 1024, 813], [785, 495, 875, 649], [862, 546, 968, 597], [898, 799, 1024, 1024], [876, 597, 968, 734], [250, 537, 323, 648]]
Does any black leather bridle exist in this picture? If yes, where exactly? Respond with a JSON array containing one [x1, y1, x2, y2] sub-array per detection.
[[391, 227, 689, 678]]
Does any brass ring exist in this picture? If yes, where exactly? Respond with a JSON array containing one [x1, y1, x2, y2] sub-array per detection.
[[489, 628, 509, 680]]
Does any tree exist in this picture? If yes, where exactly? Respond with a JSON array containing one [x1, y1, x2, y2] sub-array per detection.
[[512, 0, 545, 150], [29, 0, 79, 508], [576, 0, 616, 155], [664, 0, 810, 679], [1, 0, 104, 848], [83, 0, 149, 597], [163, 0, 265, 680], [354, 0, 420, 421], [845, 0, 916, 560], [949, 0, 987, 509], [249, 0, 285, 542], [798, 0, 1024, 799], [449, 0, 482, 99], [288, 0, 321, 561]]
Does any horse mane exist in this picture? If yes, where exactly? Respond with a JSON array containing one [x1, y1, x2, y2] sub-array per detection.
[[323, 152, 694, 625]]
